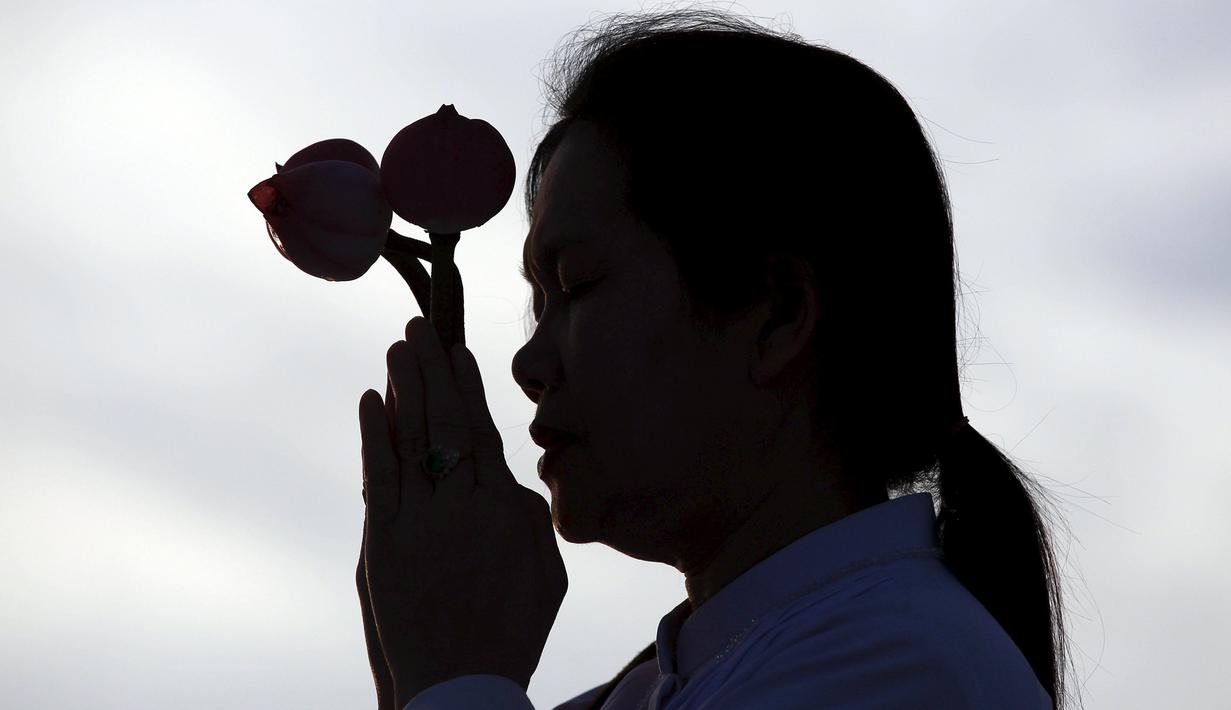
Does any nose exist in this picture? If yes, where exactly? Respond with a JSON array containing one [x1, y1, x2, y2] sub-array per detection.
[[511, 333, 548, 404]]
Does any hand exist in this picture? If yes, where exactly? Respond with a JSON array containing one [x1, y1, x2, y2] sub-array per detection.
[[357, 316, 568, 708]]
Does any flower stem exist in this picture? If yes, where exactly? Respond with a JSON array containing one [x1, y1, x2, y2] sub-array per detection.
[[380, 229, 465, 348], [427, 231, 462, 350], [380, 230, 431, 317]]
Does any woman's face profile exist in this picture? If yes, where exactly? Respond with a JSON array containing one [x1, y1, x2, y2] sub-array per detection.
[[511, 121, 770, 568]]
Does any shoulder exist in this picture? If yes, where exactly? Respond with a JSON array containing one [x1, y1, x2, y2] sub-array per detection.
[[713, 558, 1052, 708]]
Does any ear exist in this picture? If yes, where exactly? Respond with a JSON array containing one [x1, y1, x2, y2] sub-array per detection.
[[750, 254, 819, 389]]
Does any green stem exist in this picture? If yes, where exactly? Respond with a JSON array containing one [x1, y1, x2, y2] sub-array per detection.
[[379, 229, 465, 348], [427, 231, 461, 351]]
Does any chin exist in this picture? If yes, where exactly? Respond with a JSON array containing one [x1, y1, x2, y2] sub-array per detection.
[[553, 513, 600, 545], [556, 527, 595, 545], [548, 493, 607, 545]]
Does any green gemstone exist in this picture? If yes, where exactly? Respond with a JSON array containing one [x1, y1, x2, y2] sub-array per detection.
[[424, 447, 458, 476]]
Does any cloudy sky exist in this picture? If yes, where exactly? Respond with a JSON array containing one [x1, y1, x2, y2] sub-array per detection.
[[1, 0, 1227, 707]]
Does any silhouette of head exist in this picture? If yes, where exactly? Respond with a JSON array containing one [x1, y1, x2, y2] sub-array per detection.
[[510, 15, 960, 564]]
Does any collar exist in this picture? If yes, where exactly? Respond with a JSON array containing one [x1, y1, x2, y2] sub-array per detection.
[[654, 492, 942, 680]]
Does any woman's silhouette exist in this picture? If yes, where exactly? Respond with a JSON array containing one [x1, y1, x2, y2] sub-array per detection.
[[511, 8, 1075, 710], [364, 7, 1078, 710]]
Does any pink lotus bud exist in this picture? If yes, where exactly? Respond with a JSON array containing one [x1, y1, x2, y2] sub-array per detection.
[[381, 103, 515, 234], [276, 137, 380, 176], [248, 159, 392, 282]]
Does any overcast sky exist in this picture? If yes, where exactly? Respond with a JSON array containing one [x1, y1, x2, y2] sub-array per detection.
[[1, 1, 1227, 708]]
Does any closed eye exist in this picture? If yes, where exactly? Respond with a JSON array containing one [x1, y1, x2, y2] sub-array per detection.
[[559, 279, 595, 300], [528, 279, 595, 324]]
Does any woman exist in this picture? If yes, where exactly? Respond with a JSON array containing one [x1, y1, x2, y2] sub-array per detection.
[[355, 8, 1075, 710]]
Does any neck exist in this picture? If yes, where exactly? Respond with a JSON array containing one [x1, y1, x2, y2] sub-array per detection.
[[682, 473, 886, 611]]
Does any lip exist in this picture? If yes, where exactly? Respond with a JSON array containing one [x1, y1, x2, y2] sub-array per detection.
[[529, 421, 582, 449], [537, 440, 577, 479]]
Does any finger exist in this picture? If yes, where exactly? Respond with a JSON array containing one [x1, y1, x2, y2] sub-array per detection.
[[449, 342, 514, 489], [405, 317, 473, 498], [362, 376, 397, 507], [359, 378, 393, 506], [359, 388, 400, 526], [387, 339, 433, 504], [384, 374, 397, 457]]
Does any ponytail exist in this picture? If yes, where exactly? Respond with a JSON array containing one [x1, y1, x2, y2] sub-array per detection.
[[936, 423, 1073, 708]]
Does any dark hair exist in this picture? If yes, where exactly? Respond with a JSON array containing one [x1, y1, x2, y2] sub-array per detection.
[[522, 7, 1078, 709]]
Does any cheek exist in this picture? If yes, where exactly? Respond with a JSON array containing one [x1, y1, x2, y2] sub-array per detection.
[[571, 275, 680, 387], [567, 273, 700, 476], [583, 351, 713, 487]]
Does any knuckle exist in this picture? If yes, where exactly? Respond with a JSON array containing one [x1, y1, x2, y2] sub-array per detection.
[[364, 471, 400, 509], [395, 428, 425, 455], [363, 460, 395, 486], [428, 417, 468, 441]]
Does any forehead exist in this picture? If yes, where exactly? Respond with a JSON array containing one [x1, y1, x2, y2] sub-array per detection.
[[525, 122, 628, 263]]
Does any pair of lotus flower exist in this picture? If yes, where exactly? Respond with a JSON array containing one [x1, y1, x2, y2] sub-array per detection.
[[246, 104, 516, 349]]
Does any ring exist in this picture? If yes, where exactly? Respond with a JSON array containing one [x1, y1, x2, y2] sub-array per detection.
[[420, 445, 462, 481]]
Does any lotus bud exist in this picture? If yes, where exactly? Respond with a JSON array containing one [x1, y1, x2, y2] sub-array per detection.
[[247, 159, 392, 281], [379, 104, 515, 350], [276, 137, 380, 176], [380, 103, 515, 233]]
